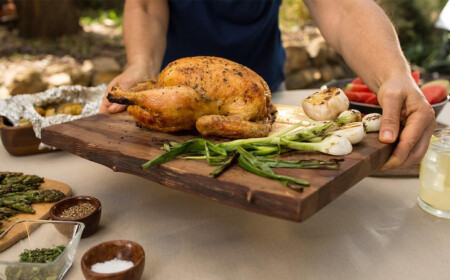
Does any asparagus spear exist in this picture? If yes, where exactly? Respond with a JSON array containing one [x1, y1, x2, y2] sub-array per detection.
[[0, 198, 35, 214], [1, 175, 44, 186], [1, 190, 65, 203], [0, 172, 24, 178], [0, 172, 23, 184], [0, 183, 40, 195], [0, 207, 18, 219]]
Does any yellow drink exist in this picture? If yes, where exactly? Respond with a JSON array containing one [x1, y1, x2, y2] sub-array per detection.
[[418, 129, 450, 218]]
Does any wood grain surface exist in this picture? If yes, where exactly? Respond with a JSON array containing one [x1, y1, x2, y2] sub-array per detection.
[[0, 178, 72, 252], [41, 105, 394, 222]]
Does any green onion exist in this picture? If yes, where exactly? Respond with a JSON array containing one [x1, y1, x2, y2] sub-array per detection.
[[142, 116, 351, 188], [281, 134, 352, 156], [210, 153, 238, 177], [362, 113, 381, 132], [256, 157, 342, 169], [334, 109, 362, 127], [237, 148, 308, 189], [142, 139, 208, 168]]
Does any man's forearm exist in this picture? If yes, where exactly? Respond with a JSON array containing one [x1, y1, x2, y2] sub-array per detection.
[[304, 0, 411, 92], [123, 0, 169, 78]]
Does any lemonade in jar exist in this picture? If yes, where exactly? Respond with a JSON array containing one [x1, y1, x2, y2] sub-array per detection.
[[418, 129, 450, 218]]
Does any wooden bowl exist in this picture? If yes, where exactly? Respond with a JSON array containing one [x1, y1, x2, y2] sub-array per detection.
[[50, 196, 102, 238], [81, 240, 145, 280], [0, 116, 54, 156]]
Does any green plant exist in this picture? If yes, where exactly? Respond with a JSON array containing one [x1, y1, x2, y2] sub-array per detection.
[[80, 9, 123, 27], [375, 0, 447, 68], [279, 0, 448, 68]]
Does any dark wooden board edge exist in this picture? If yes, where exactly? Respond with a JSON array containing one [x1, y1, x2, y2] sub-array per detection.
[[42, 126, 303, 221], [41, 123, 394, 222]]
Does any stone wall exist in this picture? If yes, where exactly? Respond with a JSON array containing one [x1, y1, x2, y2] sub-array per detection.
[[0, 26, 354, 98], [0, 55, 122, 98], [284, 37, 354, 90]]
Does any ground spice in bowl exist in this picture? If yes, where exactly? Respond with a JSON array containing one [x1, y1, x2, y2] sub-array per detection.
[[91, 258, 134, 273], [58, 202, 96, 219]]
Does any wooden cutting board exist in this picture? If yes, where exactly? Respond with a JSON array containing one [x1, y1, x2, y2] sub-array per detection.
[[41, 105, 393, 222], [0, 178, 72, 252]]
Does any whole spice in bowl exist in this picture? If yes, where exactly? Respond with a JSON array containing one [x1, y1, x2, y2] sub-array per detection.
[[50, 196, 101, 238], [58, 202, 96, 219]]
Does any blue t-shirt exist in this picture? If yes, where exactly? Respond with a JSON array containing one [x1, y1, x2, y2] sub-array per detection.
[[163, 0, 285, 91]]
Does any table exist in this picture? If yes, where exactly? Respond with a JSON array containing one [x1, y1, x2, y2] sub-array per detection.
[[1, 89, 450, 280]]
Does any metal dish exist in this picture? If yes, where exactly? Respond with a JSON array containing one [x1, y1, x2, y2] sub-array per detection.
[[324, 78, 449, 116]]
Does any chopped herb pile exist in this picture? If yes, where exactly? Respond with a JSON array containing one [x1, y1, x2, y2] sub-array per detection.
[[19, 245, 66, 263]]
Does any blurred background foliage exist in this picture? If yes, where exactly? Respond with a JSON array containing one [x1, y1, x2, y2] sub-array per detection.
[[0, 0, 448, 96], [3, 0, 448, 70], [80, 9, 122, 27], [279, 0, 449, 70], [79, 0, 123, 27]]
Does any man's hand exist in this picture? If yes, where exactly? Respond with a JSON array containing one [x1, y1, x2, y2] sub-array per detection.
[[99, 0, 168, 114], [99, 63, 153, 114], [377, 75, 436, 169]]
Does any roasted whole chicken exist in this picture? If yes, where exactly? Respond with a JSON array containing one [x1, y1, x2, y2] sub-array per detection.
[[107, 56, 277, 138]]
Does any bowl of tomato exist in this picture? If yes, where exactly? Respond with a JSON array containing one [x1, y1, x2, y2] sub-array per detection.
[[324, 72, 449, 116]]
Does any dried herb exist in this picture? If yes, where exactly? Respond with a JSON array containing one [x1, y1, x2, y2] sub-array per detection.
[[19, 245, 66, 263]]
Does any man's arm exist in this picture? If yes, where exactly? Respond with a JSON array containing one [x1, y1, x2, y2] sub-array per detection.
[[123, 0, 168, 78], [304, 0, 436, 169], [99, 0, 169, 113]]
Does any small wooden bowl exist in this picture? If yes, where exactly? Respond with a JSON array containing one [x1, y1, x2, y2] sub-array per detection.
[[50, 196, 102, 238], [81, 240, 145, 280], [0, 116, 54, 156]]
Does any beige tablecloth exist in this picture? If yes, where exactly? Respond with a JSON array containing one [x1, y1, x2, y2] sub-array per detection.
[[1, 90, 449, 280]]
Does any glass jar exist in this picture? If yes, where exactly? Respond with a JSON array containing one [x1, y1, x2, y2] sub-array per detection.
[[418, 129, 450, 218]]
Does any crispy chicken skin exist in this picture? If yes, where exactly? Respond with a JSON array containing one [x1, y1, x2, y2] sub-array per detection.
[[107, 56, 277, 138]]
